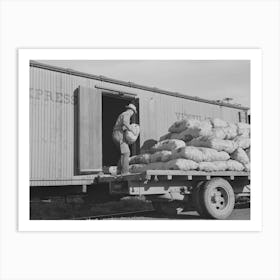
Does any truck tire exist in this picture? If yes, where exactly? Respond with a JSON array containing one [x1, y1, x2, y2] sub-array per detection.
[[201, 178, 235, 220], [192, 181, 208, 218]]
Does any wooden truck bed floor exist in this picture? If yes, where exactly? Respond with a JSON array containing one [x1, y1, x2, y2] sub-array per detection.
[[97, 170, 250, 183]]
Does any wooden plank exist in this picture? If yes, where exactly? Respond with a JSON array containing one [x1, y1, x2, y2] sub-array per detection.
[[78, 86, 102, 173], [97, 170, 250, 183], [145, 170, 250, 177], [96, 173, 141, 183]]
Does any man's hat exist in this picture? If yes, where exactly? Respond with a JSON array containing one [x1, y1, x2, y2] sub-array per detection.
[[125, 103, 137, 114]]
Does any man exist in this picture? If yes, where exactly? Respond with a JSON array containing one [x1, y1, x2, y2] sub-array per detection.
[[112, 103, 137, 175]]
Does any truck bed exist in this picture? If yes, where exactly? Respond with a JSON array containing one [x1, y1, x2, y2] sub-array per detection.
[[97, 170, 250, 183]]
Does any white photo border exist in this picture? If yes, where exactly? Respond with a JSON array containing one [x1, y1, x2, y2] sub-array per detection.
[[18, 48, 262, 232]]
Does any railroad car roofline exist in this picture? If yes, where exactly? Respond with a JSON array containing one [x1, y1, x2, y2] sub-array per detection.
[[30, 60, 250, 111]]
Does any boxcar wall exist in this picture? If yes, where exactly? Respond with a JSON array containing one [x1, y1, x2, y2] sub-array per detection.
[[29, 63, 249, 187], [30, 67, 99, 186]]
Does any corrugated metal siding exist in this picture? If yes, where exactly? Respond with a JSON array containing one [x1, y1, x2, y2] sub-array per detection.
[[30, 179, 95, 186], [30, 68, 111, 183], [30, 66, 248, 186], [138, 90, 242, 143], [30, 68, 90, 181]]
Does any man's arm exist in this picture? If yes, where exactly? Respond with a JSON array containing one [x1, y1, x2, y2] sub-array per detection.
[[122, 112, 132, 131]]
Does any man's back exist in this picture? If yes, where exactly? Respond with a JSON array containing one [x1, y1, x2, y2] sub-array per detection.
[[113, 110, 131, 132]]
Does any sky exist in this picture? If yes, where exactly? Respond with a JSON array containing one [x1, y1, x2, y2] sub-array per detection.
[[39, 60, 250, 107]]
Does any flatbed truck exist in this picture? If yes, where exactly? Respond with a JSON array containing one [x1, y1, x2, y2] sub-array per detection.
[[97, 170, 250, 219]]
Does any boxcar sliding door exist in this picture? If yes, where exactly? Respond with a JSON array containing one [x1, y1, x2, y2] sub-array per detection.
[[77, 86, 102, 174]]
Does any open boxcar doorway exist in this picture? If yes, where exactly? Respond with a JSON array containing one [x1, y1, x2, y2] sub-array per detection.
[[102, 92, 140, 168]]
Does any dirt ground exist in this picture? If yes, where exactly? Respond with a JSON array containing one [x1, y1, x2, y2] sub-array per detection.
[[107, 207, 250, 220], [30, 195, 250, 220]]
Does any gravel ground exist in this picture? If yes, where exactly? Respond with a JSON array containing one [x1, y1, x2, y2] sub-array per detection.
[[107, 207, 250, 220]]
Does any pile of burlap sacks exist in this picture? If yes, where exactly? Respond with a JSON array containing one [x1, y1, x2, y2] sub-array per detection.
[[129, 118, 250, 173]]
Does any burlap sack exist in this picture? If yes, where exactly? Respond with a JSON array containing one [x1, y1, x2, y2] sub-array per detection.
[[180, 122, 212, 138], [198, 147, 230, 161], [159, 132, 172, 141], [125, 124, 140, 144], [140, 139, 158, 154], [231, 148, 250, 164], [236, 122, 250, 137], [151, 139, 186, 152], [245, 148, 250, 160], [170, 132, 181, 140], [188, 136, 238, 154], [198, 161, 228, 172], [170, 130, 194, 142], [243, 163, 250, 172], [212, 125, 237, 140], [211, 118, 228, 128], [146, 162, 166, 170], [129, 154, 151, 164], [226, 160, 245, 171], [212, 128, 227, 139], [168, 118, 201, 133], [164, 159, 198, 171], [129, 164, 147, 173], [224, 124, 238, 139], [234, 136, 250, 149], [150, 151, 172, 162], [171, 146, 205, 162]]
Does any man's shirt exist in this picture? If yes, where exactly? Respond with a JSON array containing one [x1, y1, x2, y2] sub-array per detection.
[[113, 111, 131, 132]]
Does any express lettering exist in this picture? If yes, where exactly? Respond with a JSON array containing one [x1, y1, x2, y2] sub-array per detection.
[[175, 112, 209, 121], [30, 88, 77, 105]]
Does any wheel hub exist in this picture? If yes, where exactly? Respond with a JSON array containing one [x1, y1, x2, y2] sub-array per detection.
[[210, 187, 227, 210]]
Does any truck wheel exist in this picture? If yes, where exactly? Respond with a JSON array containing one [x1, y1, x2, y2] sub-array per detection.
[[192, 181, 208, 218], [201, 178, 235, 220], [152, 201, 183, 216]]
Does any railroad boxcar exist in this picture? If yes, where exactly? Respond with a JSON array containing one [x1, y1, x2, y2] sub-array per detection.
[[29, 61, 249, 188]]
